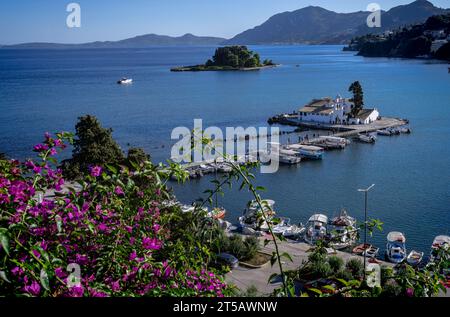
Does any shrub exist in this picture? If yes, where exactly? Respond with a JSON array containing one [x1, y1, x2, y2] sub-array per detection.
[[0, 132, 230, 297], [380, 266, 394, 285], [328, 256, 344, 273], [381, 279, 402, 297], [311, 262, 333, 279], [242, 236, 260, 261], [346, 258, 364, 280], [228, 235, 246, 260], [335, 268, 354, 281]]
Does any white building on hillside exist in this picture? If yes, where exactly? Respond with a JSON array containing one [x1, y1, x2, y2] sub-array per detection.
[[297, 95, 379, 125]]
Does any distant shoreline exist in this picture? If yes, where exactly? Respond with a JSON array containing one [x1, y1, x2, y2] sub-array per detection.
[[170, 64, 279, 72]]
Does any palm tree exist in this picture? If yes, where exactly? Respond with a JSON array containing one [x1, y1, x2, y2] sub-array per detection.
[[348, 81, 364, 118]]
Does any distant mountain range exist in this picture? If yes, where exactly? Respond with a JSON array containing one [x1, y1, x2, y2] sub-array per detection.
[[1, 0, 449, 48], [225, 0, 449, 44], [0, 33, 226, 49]]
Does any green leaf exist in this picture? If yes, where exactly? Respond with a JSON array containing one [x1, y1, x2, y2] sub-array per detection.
[[280, 252, 293, 263], [0, 230, 10, 256], [0, 270, 11, 283], [105, 164, 118, 174], [308, 288, 323, 296], [336, 278, 349, 287], [40, 269, 50, 291], [55, 215, 63, 233]]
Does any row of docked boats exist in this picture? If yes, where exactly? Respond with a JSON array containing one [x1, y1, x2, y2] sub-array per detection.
[[180, 155, 258, 179], [377, 126, 412, 136], [236, 198, 449, 266], [237, 201, 359, 250]]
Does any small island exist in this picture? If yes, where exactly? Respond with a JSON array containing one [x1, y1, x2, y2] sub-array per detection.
[[171, 45, 278, 72]]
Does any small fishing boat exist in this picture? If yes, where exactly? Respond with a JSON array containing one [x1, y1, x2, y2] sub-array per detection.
[[208, 207, 226, 220], [377, 129, 392, 136], [363, 246, 380, 258], [388, 127, 401, 135], [407, 250, 424, 266], [327, 209, 358, 250], [386, 232, 407, 264], [399, 127, 412, 134], [304, 214, 328, 245], [352, 243, 372, 255], [117, 77, 133, 84], [356, 133, 377, 143]]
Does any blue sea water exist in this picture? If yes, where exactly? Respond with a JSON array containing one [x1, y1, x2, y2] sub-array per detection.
[[0, 46, 449, 254]]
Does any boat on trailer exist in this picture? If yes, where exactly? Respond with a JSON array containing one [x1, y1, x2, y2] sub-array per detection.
[[386, 232, 407, 264]]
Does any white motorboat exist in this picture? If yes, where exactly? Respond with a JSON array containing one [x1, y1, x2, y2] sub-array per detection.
[[117, 77, 133, 84], [283, 224, 306, 240], [304, 214, 328, 245], [386, 232, 407, 264], [239, 199, 276, 232], [271, 218, 293, 235], [286, 144, 324, 160], [407, 250, 424, 266], [356, 133, 377, 143], [327, 209, 358, 250]]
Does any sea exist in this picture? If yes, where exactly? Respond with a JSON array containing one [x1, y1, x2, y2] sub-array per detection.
[[0, 45, 449, 255]]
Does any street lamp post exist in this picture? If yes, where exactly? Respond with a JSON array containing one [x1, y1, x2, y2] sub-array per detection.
[[358, 184, 375, 281]]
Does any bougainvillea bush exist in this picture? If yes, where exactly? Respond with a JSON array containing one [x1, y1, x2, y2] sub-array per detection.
[[0, 133, 231, 297]]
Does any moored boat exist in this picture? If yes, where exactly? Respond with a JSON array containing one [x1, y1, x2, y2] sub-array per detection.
[[327, 209, 358, 250], [304, 214, 328, 245], [286, 144, 324, 160], [363, 246, 380, 258], [352, 243, 372, 255], [430, 235, 450, 261], [208, 207, 226, 220], [377, 129, 392, 136], [356, 133, 377, 143], [407, 250, 424, 266], [386, 232, 407, 264]]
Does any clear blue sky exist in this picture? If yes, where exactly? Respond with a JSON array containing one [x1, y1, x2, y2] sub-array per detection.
[[0, 0, 449, 44]]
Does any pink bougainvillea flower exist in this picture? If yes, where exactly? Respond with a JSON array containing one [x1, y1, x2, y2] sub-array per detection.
[[114, 186, 124, 196], [89, 166, 102, 177], [24, 280, 41, 296], [142, 237, 162, 251]]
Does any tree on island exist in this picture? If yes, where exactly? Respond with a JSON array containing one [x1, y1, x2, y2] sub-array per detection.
[[207, 46, 273, 68], [63, 115, 125, 178], [348, 81, 364, 118]]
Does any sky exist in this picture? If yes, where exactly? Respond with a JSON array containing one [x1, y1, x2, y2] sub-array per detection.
[[0, 0, 449, 44]]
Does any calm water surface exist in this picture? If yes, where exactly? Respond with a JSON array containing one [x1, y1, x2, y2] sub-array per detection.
[[0, 46, 449, 254]]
